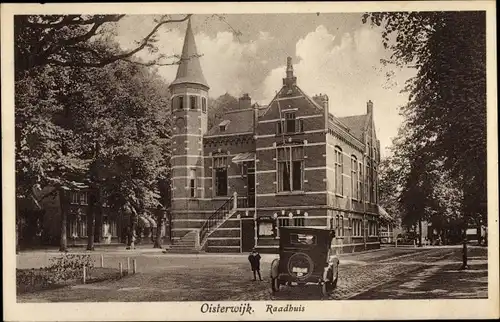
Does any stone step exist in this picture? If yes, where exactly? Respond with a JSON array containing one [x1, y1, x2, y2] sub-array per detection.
[[163, 249, 203, 254]]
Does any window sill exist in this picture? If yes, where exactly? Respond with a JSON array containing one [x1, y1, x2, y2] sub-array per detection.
[[335, 194, 344, 198], [276, 191, 305, 196]]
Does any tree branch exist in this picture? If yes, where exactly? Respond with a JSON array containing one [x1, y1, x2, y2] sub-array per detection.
[[42, 14, 192, 69]]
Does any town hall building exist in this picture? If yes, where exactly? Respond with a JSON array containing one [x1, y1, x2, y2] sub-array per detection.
[[168, 18, 382, 254]]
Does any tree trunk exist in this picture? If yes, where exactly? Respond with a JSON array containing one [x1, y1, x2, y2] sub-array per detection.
[[461, 223, 468, 270], [16, 214, 20, 254], [94, 188, 103, 244], [418, 219, 422, 247], [86, 191, 95, 251], [59, 189, 68, 252], [154, 210, 163, 248]]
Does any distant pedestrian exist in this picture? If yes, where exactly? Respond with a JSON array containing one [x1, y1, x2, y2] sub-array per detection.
[[248, 248, 262, 281]]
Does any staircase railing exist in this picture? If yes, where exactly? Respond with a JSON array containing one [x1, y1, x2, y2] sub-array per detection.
[[199, 192, 237, 243]]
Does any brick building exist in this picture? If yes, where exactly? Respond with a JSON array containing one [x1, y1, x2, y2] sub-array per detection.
[[168, 19, 381, 254]]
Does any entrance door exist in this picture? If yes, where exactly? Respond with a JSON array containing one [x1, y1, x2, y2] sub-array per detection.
[[247, 166, 255, 207], [241, 218, 255, 252]]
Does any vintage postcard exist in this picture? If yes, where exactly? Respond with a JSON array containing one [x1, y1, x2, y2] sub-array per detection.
[[2, 1, 498, 321]]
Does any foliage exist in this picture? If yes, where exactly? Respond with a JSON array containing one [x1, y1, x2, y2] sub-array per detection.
[[14, 14, 192, 74], [207, 93, 239, 129], [363, 12, 487, 232], [46, 254, 95, 283], [15, 40, 172, 249]]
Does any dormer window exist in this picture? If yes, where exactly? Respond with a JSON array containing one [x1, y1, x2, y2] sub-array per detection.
[[219, 120, 230, 132]]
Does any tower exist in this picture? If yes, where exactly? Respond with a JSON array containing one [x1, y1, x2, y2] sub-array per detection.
[[169, 18, 209, 232]]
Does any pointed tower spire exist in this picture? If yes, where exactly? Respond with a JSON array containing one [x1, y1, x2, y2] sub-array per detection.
[[170, 17, 209, 89], [282, 56, 297, 87]]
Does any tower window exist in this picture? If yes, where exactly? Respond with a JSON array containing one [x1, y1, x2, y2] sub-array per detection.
[[202, 97, 207, 113], [178, 96, 184, 110], [190, 96, 198, 110], [189, 169, 196, 198]]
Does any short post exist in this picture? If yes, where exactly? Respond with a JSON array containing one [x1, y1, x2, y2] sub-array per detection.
[[233, 191, 238, 209], [119, 262, 123, 276], [100, 254, 104, 268], [127, 257, 130, 273], [82, 265, 87, 284], [133, 259, 137, 274]]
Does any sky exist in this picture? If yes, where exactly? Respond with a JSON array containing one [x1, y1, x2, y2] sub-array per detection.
[[114, 14, 416, 157]]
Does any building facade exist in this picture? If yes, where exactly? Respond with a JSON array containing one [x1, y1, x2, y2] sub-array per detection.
[[169, 19, 381, 254]]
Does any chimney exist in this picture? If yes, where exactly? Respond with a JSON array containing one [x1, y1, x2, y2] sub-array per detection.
[[253, 103, 259, 131], [367, 100, 373, 115], [313, 93, 329, 110], [239, 93, 252, 110]]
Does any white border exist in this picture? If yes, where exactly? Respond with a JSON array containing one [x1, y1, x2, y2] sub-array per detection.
[[2, 1, 498, 321]]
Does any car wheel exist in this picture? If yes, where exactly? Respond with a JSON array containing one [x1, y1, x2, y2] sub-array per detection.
[[331, 264, 339, 289], [321, 281, 334, 297], [271, 278, 280, 293]]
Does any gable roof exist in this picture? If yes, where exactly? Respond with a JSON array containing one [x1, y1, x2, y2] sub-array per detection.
[[336, 114, 368, 142], [206, 108, 254, 136], [169, 18, 209, 89]]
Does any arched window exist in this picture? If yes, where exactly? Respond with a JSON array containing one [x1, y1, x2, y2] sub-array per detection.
[[334, 146, 343, 195]]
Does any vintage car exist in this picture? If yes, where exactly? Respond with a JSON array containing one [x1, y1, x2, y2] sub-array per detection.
[[270, 227, 339, 297]]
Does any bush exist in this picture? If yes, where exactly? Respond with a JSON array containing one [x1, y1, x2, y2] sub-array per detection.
[[45, 254, 94, 284], [16, 269, 52, 293]]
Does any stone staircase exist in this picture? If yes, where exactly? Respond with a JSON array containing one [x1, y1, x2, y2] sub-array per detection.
[[164, 193, 238, 253], [163, 230, 202, 254]]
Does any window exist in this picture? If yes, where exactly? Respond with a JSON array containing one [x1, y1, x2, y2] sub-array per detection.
[[178, 96, 184, 109], [335, 215, 340, 237], [276, 112, 303, 135], [70, 192, 79, 204], [214, 156, 228, 196], [189, 169, 196, 198], [374, 167, 378, 203], [334, 147, 343, 195], [358, 161, 363, 201], [290, 233, 316, 245], [340, 215, 344, 237], [202, 97, 207, 113], [351, 156, 358, 199], [219, 120, 229, 132], [190, 95, 197, 110], [285, 112, 296, 133], [80, 192, 88, 205], [366, 162, 371, 202], [78, 215, 87, 237], [277, 146, 304, 192]]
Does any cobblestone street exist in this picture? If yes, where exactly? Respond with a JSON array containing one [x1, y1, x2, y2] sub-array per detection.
[[16, 246, 488, 302]]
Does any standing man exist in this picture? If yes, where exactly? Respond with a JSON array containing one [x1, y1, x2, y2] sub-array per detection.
[[248, 248, 262, 281]]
